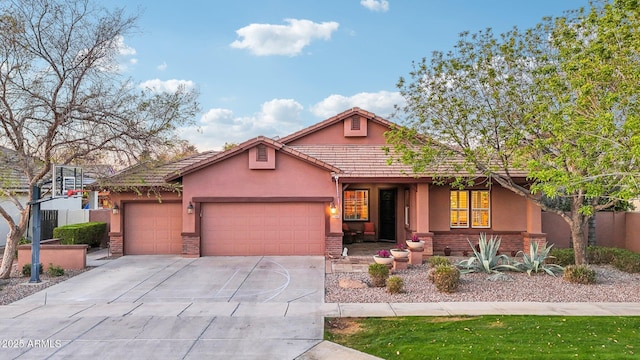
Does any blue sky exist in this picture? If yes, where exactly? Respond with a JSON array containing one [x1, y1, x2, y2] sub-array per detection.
[[108, 0, 590, 151]]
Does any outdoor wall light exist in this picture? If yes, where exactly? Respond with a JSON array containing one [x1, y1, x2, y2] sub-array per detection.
[[187, 201, 194, 214], [330, 202, 337, 215], [112, 203, 119, 215]]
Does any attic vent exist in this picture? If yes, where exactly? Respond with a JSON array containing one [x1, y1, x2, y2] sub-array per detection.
[[256, 145, 268, 162], [351, 117, 361, 130]]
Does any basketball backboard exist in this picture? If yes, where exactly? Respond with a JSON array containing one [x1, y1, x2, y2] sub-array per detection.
[[52, 165, 83, 197]]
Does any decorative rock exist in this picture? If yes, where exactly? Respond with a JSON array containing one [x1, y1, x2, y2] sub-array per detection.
[[339, 278, 368, 289]]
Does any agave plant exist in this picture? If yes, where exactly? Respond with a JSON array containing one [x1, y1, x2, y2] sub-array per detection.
[[515, 241, 564, 276], [457, 233, 518, 274]]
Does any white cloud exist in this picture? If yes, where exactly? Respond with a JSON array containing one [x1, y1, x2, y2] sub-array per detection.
[[179, 99, 304, 151], [139, 79, 195, 93], [157, 62, 167, 71], [230, 19, 339, 56], [114, 35, 137, 56], [310, 91, 404, 118], [360, 0, 389, 12]]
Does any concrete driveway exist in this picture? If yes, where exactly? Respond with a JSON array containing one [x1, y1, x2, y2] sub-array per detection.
[[0, 255, 332, 359]]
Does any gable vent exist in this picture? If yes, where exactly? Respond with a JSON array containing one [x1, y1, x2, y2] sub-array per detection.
[[256, 144, 268, 162], [351, 117, 361, 130]]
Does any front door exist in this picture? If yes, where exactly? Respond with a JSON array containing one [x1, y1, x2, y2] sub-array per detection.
[[379, 189, 396, 242]]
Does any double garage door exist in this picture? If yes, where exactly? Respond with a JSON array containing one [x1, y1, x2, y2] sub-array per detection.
[[124, 202, 325, 256], [201, 202, 325, 256]]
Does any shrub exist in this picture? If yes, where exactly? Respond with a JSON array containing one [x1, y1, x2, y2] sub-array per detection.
[[368, 263, 390, 287], [429, 264, 460, 293], [428, 256, 450, 267], [456, 234, 517, 274], [563, 265, 596, 284], [53, 222, 106, 247], [548, 248, 575, 266], [386, 276, 404, 294], [587, 246, 625, 264], [22, 263, 44, 277], [611, 252, 640, 273], [514, 241, 563, 276], [47, 264, 65, 277]]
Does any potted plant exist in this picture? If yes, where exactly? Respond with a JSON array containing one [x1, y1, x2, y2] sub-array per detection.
[[444, 246, 452, 256], [373, 249, 393, 265], [390, 243, 410, 259], [406, 234, 425, 250]]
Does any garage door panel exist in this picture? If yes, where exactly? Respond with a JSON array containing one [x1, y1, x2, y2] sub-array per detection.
[[124, 202, 182, 255], [202, 203, 325, 256]]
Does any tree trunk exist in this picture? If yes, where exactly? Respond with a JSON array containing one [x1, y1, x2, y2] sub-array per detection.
[[570, 220, 588, 265], [588, 216, 596, 247], [0, 231, 22, 279]]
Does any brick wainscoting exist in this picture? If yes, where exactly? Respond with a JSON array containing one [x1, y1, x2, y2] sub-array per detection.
[[432, 231, 528, 255], [326, 233, 343, 257], [182, 233, 200, 257], [108, 232, 123, 256]]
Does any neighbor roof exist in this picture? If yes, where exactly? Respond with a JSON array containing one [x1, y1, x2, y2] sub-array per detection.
[[93, 151, 218, 190]]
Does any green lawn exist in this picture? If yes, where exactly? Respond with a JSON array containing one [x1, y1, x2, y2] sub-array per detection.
[[325, 316, 640, 359]]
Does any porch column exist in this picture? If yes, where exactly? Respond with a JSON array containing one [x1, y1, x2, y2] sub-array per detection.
[[523, 198, 546, 251], [414, 183, 433, 255]]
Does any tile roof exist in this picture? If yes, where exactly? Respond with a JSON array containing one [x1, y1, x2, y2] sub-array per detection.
[[92, 151, 218, 190], [289, 144, 414, 178]]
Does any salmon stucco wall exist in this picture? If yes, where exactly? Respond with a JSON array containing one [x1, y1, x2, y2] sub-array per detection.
[[181, 150, 336, 233], [491, 187, 528, 231], [286, 119, 389, 145], [543, 211, 629, 249], [626, 213, 640, 253]]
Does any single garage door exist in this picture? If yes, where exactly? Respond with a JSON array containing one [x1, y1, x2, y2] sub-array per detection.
[[201, 202, 325, 256], [124, 202, 182, 255]]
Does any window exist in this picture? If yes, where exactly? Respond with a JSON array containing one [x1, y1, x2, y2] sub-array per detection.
[[343, 190, 369, 220], [450, 191, 468, 228], [471, 191, 490, 228], [256, 145, 268, 162], [450, 190, 490, 228]]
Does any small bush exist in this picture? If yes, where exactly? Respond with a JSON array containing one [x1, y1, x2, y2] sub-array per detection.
[[53, 222, 106, 247], [548, 248, 575, 266], [22, 263, 44, 277], [47, 264, 65, 277], [587, 246, 625, 264], [386, 276, 404, 294], [563, 265, 596, 284], [611, 252, 640, 273], [428, 256, 450, 267], [429, 264, 460, 293], [368, 263, 390, 287]]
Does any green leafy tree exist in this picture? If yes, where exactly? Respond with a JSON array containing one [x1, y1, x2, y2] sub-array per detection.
[[386, 0, 640, 265], [0, 0, 199, 278]]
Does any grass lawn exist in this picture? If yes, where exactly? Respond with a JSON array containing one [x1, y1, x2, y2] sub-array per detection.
[[325, 316, 640, 359]]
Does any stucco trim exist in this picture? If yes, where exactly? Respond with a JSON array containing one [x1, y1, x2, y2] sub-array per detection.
[[192, 196, 333, 203]]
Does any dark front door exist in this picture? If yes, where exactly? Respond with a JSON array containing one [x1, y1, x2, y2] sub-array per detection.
[[379, 189, 396, 242]]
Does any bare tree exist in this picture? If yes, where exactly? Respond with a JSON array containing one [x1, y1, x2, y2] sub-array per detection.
[[0, 0, 199, 278]]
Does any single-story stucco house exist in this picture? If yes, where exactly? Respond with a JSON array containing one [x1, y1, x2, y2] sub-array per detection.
[[101, 108, 546, 257]]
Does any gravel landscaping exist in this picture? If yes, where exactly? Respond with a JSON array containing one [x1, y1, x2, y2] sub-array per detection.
[[325, 261, 640, 303], [0, 266, 91, 305]]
